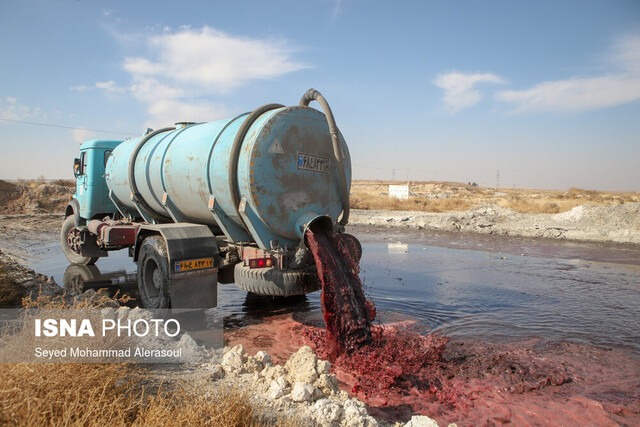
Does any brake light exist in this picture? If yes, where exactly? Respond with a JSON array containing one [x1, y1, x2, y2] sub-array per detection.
[[248, 257, 274, 268]]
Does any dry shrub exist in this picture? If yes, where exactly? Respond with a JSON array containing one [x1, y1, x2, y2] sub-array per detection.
[[0, 363, 287, 426], [0, 363, 140, 426], [0, 295, 296, 426], [351, 193, 472, 213], [137, 385, 260, 427]]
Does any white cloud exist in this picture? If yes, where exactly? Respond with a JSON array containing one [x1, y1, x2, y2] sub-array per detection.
[[91, 26, 309, 125], [434, 72, 505, 113], [70, 85, 89, 92], [146, 99, 228, 129], [0, 97, 44, 120], [95, 80, 125, 92], [123, 26, 308, 92], [495, 34, 640, 113], [128, 77, 185, 103]]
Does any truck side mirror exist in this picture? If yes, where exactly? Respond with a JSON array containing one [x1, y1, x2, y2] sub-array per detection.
[[73, 158, 81, 177]]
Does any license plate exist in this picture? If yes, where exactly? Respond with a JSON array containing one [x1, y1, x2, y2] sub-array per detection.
[[175, 257, 214, 272], [297, 153, 329, 174]]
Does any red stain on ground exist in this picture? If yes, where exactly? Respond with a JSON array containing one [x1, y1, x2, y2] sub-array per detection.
[[226, 228, 640, 425], [227, 315, 640, 425]]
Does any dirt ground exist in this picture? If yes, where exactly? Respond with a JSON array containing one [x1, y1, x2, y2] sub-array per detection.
[[349, 203, 640, 245], [0, 179, 74, 214], [351, 180, 640, 214]]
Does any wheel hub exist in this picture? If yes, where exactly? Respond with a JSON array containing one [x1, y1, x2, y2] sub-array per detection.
[[67, 228, 83, 254], [152, 269, 163, 290]]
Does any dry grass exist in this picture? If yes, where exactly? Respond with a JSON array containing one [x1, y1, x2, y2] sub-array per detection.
[[350, 181, 640, 214], [0, 363, 287, 426], [0, 294, 299, 426]]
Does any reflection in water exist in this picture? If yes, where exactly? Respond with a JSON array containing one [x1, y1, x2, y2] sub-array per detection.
[[387, 242, 409, 254], [62, 263, 139, 305], [223, 293, 315, 330]]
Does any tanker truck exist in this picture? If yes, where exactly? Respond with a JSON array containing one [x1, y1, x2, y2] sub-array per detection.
[[61, 89, 360, 309]]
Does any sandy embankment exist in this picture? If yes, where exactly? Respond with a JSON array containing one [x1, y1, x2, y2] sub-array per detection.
[[349, 203, 640, 245]]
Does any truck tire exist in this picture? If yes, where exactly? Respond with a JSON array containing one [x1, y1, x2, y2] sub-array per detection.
[[234, 264, 321, 296], [137, 236, 171, 308], [61, 215, 98, 265]]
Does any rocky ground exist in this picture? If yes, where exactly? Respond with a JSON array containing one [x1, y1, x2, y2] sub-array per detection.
[[349, 203, 640, 245]]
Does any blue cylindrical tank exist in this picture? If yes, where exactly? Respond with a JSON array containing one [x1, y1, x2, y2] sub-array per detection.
[[105, 105, 351, 250]]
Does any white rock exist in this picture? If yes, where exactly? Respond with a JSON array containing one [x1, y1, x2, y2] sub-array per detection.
[[262, 364, 286, 382], [275, 376, 288, 389], [285, 345, 319, 384], [255, 350, 273, 367], [343, 400, 366, 416], [405, 415, 439, 427], [230, 343, 246, 357], [222, 349, 244, 372], [342, 400, 379, 427], [316, 359, 331, 375], [291, 382, 314, 402], [269, 377, 288, 400], [210, 365, 225, 380], [338, 390, 350, 401], [314, 373, 339, 396], [313, 398, 343, 423], [245, 355, 262, 373]]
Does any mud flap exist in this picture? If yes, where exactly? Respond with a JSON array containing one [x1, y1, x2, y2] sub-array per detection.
[[79, 229, 109, 258], [169, 273, 218, 309], [137, 223, 220, 309]]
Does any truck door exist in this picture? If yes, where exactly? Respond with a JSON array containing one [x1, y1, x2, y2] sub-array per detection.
[[76, 151, 90, 217]]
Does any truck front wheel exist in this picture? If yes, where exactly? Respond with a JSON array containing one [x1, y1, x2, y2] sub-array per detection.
[[61, 216, 98, 265], [137, 236, 171, 308]]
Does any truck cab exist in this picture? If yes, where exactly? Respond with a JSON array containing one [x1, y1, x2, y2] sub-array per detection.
[[69, 139, 123, 222]]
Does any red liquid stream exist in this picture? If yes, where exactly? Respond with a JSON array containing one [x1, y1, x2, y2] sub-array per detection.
[[305, 228, 374, 353]]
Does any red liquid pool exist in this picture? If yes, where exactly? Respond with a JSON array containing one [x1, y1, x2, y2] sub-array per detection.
[[226, 229, 640, 425]]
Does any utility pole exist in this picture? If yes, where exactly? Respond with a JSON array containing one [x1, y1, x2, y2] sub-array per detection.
[[496, 169, 500, 189]]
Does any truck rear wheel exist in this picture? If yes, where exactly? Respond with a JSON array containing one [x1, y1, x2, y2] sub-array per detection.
[[61, 215, 98, 265], [234, 264, 321, 296], [137, 235, 171, 308]]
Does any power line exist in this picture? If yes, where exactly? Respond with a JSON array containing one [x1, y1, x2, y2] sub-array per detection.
[[0, 118, 139, 136]]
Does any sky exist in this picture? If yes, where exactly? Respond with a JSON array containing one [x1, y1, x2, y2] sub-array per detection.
[[1, 0, 639, 191]]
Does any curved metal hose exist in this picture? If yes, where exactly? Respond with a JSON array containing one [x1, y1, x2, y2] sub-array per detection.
[[299, 89, 350, 226]]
